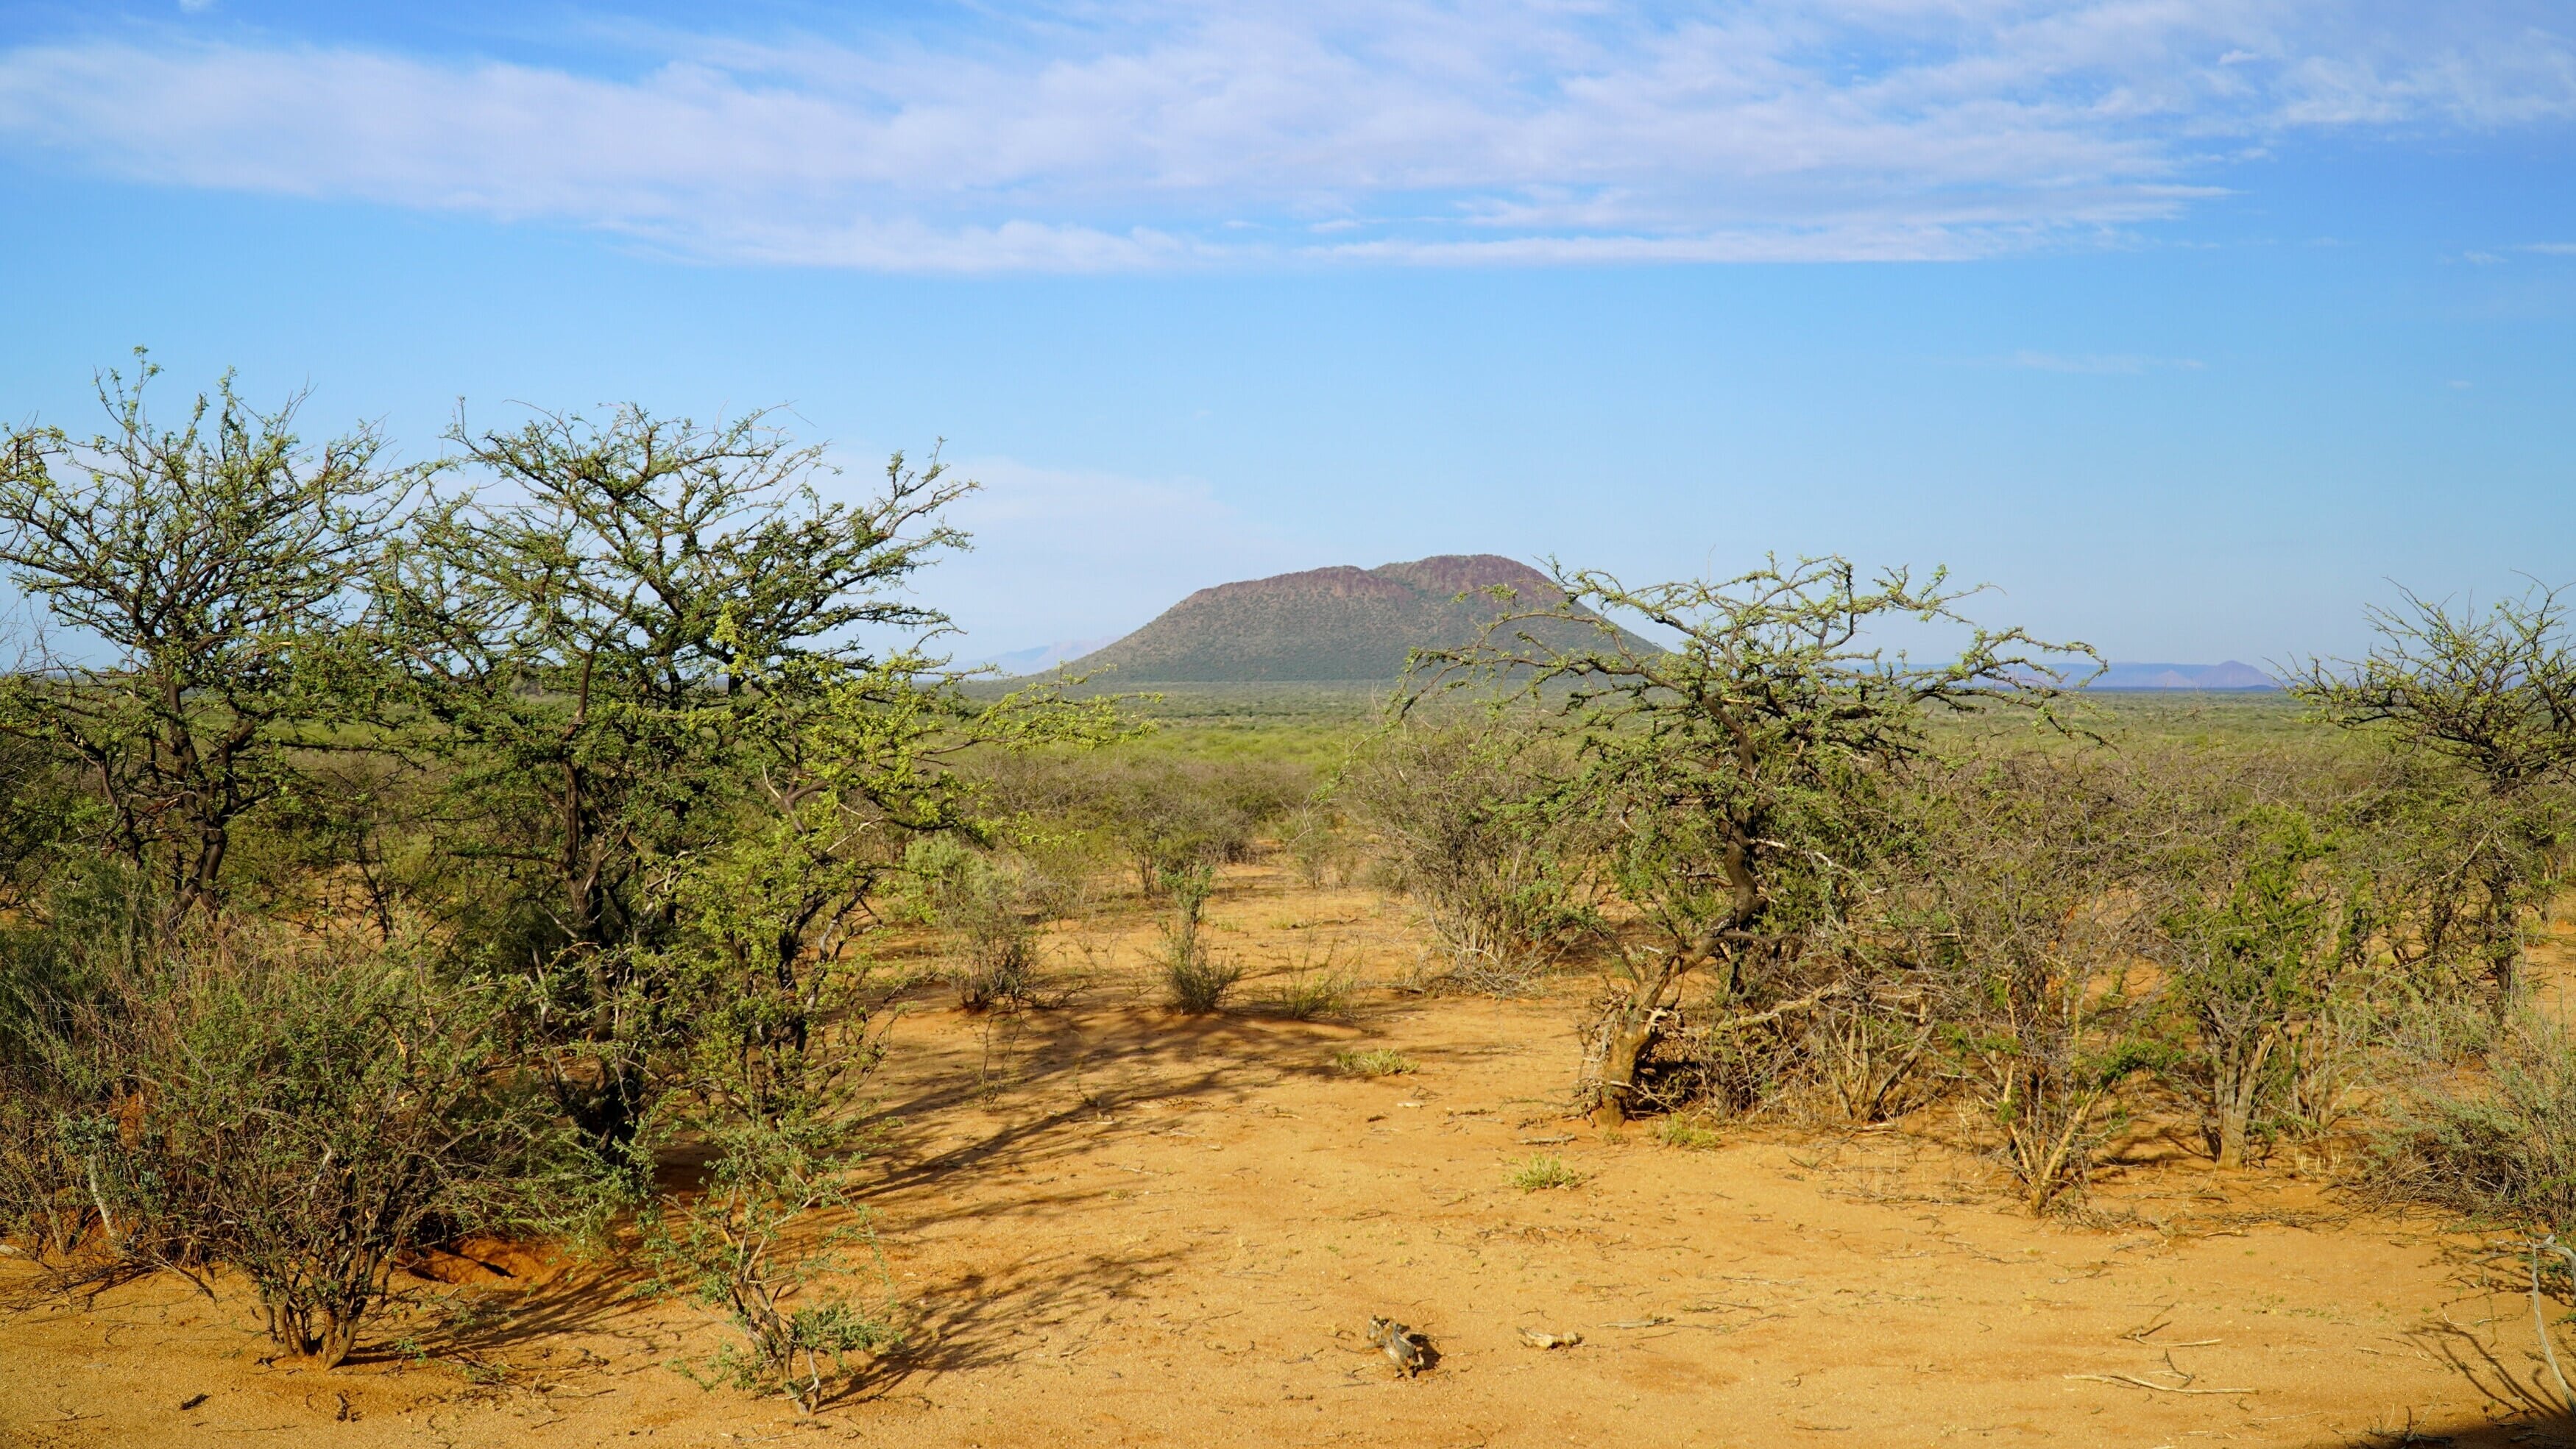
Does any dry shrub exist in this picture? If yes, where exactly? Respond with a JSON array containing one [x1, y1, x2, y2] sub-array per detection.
[[2372, 1013, 2576, 1232], [1340, 719, 1596, 995], [1891, 751, 2162, 1214], [1158, 864, 1242, 1013], [1655, 1116, 1720, 1149], [1331, 1047, 1416, 1077], [1507, 1154, 1582, 1191], [898, 837, 1082, 1011], [979, 751, 1310, 897], [1278, 802, 1353, 888], [4, 903, 577, 1367], [1273, 942, 1358, 1021]]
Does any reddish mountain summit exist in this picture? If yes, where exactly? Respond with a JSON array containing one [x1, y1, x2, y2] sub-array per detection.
[[1057, 554, 1596, 681]]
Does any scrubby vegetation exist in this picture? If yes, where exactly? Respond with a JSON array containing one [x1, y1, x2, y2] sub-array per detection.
[[0, 360, 1120, 1399], [4, 355, 2575, 1415]]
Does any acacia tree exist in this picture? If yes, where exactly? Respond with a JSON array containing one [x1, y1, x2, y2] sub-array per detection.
[[640, 657, 1117, 1408], [2294, 584, 2576, 1008], [1412, 556, 2087, 1125], [0, 354, 423, 919], [378, 405, 972, 1158]]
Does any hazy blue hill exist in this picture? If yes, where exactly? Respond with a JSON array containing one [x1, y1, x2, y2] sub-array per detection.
[[2091, 661, 2279, 690], [1050, 554, 1618, 682], [979, 637, 1117, 676]]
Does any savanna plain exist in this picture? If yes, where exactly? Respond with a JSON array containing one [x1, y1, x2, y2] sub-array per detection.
[[9, 695, 2576, 1449], [7, 388, 2576, 1449]]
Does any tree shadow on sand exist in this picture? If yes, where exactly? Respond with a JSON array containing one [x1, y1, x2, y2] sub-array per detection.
[[2343, 1319, 2576, 1447], [834, 1000, 1403, 1403]]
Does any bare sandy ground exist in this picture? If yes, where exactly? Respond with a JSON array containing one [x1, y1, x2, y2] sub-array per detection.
[[6, 866, 2571, 1448]]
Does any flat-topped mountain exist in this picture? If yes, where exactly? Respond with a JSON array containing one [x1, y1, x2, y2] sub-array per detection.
[[1055, 554, 1605, 682]]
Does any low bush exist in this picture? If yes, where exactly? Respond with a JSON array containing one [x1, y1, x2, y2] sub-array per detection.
[[1166, 955, 1243, 1013], [1339, 720, 1596, 995], [2372, 1013, 2576, 1232], [12, 915, 581, 1368], [980, 752, 1309, 898], [1273, 940, 1356, 1021], [894, 837, 1081, 1012], [1159, 864, 1242, 1013], [1278, 803, 1352, 889], [1331, 1047, 1417, 1077]]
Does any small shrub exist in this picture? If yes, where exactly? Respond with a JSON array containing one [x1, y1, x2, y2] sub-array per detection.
[[1042, 756, 1309, 897], [1507, 1153, 1583, 1191], [1278, 804, 1350, 889], [1332, 1047, 1417, 1077], [1167, 952, 1244, 1014], [15, 918, 579, 1369], [1655, 1117, 1720, 1150], [1274, 941, 1356, 1021], [949, 872, 1039, 1012], [1276, 968, 1356, 1021], [897, 840, 1069, 1012], [1158, 864, 1240, 1013], [2372, 1014, 2576, 1231], [644, 1116, 899, 1411], [954, 929, 1036, 1013], [1339, 721, 1598, 996]]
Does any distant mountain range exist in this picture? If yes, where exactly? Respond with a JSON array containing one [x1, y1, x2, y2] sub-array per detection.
[[988, 558, 2282, 690], [2086, 661, 2279, 691], [977, 637, 1119, 677], [1030, 555, 1618, 682]]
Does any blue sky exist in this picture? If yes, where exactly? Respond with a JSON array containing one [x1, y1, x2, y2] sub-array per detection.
[[1, 1, 2572, 664]]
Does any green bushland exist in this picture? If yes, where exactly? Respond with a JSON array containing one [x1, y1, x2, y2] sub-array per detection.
[[0, 361, 1115, 1402], [0, 353, 2570, 1407]]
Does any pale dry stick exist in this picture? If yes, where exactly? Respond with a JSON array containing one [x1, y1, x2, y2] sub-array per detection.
[[2123, 1319, 2221, 1347], [2064, 1373, 2256, 1395], [2528, 1235, 2576, 1416]]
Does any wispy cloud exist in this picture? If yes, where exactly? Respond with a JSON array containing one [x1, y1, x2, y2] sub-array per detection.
[[0, 1, 2569, 271]]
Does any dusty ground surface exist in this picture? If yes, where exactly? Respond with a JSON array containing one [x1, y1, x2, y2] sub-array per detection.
[[7, 862, 2575, 1448]]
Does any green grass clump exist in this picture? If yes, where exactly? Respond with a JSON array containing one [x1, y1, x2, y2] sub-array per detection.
[[1507, 1153, 1583, 1191], [1331, 1047, 1417, 1077], [1655, 1117, 1720, 1150]]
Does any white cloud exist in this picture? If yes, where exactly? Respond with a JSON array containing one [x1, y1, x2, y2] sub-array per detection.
[[0, 1, 2569, 271]]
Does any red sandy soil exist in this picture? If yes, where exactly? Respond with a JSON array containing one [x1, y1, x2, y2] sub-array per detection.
[[6, 865, 2573, 1448]]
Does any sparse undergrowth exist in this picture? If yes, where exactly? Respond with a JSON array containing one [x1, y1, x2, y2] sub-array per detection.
[[1272, 943, 1357, 1021], [1333, 1048, 1418, 1077]]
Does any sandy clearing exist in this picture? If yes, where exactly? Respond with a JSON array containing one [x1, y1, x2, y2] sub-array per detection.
[[4, 870, 2568, 1448]]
